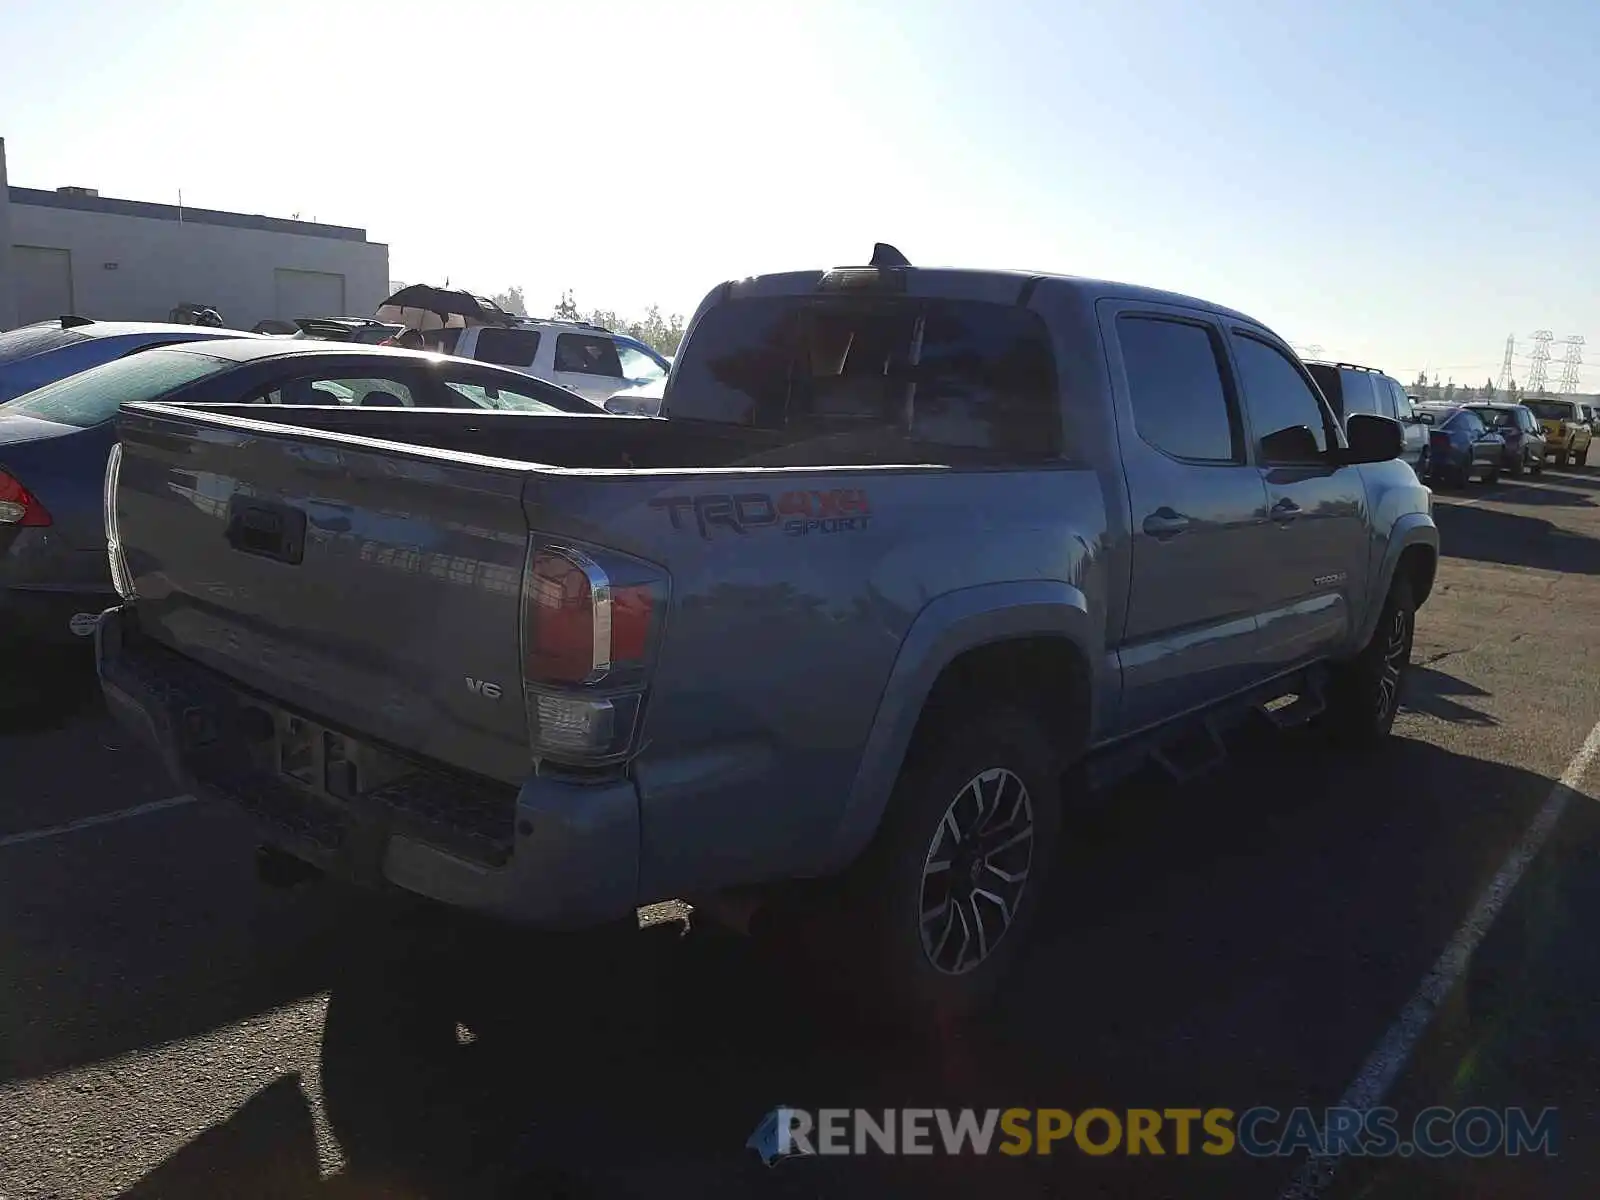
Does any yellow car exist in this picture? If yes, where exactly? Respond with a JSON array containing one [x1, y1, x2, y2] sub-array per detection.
[[1525, 398, 1593, 467]]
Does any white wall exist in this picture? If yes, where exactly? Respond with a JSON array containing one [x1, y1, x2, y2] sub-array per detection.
[[0, 139, 17, 329], [7, 199, 387, 330]]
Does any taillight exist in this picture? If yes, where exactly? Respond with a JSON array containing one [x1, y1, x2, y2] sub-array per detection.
[[1429, 431, 1450, 448], [0, 466, 51, 526], [520, 542, 666, 766]]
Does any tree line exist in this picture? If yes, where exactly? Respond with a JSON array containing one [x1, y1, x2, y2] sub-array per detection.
[[493, 287, 687, 356], [1410, 372, 1521, 407], [385, 282, 689, 356]]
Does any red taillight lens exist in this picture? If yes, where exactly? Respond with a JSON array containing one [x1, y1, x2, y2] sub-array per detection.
[[521, 543, 666, 766], [0, 468, 51, 526], [1429, 432, 1450, 448], [524, 549, 658, 685]]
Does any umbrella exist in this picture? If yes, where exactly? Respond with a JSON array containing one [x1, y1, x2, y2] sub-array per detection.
[[374, 284, 517, 332]]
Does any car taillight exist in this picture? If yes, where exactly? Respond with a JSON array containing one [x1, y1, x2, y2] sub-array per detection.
[[0, 466, 51, 526], [520, 542, 666, 766], [1429, 431, 1450, 448], [103, 443, 134, 598]]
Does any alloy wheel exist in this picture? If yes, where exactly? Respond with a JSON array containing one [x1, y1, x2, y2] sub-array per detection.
[[1376, 604, 1411, 722], [918, 767, 1036, 976]]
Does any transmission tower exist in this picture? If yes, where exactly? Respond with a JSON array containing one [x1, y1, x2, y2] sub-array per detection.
[[1528, 330, 1555, 394], [1497, 334, 1516, 390], [1557, 336, 1585, 396]]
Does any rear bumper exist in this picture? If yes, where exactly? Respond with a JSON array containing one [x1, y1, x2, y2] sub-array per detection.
[[96, 605, 641, 928]]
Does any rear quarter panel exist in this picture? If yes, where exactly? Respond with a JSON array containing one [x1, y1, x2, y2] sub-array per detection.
[[526, 462, 1110, 899]]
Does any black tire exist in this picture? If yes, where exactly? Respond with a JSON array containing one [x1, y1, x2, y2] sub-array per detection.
[[1510, 452, 1525, 476], [1578, 446, 1590, 467], [809, 707, 1064, 1028], [1532, 455, 1545, 475], [1325, 577, 1415, 746], [1483, 463, 1500, 484], [1556, 449, 1570, 467]]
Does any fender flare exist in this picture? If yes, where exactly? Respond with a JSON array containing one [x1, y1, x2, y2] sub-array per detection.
[[817, 580, 1094, 872], [1355, 514, 1439, 649]]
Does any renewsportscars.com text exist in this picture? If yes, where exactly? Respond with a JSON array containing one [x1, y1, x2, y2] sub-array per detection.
[[748, 1105, 1558, 1162]]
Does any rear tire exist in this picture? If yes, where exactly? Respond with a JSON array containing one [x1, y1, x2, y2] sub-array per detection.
[[1556, 449, 1570, 467], [1325, 577, 1415, 747], [1579, 446, 1590, 467], [1510, 452, 1525, 476], [809, 707, 1064, 1029]]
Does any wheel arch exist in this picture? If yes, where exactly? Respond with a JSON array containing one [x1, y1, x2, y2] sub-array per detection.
[[818, 581, 1097, 873]]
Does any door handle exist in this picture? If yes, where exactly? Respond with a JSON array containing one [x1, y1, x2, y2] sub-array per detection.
[[1142, 508, 1191, 539], [1271, 498, 1302, 522]]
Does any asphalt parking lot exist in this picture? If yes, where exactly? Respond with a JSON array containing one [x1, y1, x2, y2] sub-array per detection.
[[5, 467, 1600, 1199]]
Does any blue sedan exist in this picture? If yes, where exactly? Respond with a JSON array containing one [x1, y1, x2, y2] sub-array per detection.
[[1418, 405, 1506, 487]]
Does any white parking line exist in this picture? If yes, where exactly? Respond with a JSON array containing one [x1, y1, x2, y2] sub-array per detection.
[[0, 794, 199, 850], [1278, 717, 1600, 1198]]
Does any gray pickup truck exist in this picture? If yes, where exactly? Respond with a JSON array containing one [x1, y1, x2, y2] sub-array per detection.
[[97, 251, 1438, 1022]]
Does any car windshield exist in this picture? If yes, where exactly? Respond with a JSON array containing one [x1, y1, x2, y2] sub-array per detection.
[[1, 348, 233, 427], [1525, 400, 1576, 421], [0, 323, 90, 365]]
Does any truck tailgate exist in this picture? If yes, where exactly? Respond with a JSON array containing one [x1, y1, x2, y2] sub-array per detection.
[[111, 404, 535, 784]]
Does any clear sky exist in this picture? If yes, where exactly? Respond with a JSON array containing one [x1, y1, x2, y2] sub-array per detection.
[[2, 0, 1595, 387]]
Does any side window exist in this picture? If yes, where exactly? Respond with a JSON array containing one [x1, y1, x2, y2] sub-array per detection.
[[1340, 370, 1379, 417], [1232, 333, 1330, 462], [554, 334, 624, 377], [1386, 380, 1412, 421], [1117, 315, 1241, 463], [617, 344, 667, 385], [439, 376, 590, 413], [472, 328, 541, 368], [253, 374, 418, 407]]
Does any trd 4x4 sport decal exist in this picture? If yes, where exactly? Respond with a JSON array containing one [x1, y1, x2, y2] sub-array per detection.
[[648, 489, 872, 539]]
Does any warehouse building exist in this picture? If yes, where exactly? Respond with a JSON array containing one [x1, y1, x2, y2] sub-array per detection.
[[0, 137, 388, 331]]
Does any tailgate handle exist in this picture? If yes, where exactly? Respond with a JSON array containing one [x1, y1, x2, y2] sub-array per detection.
[[225, 498, 307, 565]]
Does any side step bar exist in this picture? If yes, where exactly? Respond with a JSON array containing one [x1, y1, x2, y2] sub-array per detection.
[[1083, 665, 1329, 792]]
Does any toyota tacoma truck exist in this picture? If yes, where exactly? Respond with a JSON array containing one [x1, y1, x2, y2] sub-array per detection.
[[96, 248, 1438, 1023]]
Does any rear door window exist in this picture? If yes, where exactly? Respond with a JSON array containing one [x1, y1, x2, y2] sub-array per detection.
[[472, 328, 542, 368], [665, 296, 1060, 458], [554, 334, 624, 377], [1117, 315, 1241, 462], [1338, 371, 1380, 417]]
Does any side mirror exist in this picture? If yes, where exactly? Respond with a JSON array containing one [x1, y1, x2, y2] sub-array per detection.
[[1261, 424, 1324, 464], [1342, 413, 1404, 464]]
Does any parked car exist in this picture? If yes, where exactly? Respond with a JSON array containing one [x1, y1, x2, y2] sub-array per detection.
[[0, 317, 264, 404], [98, 251, 1437, 1026], [1524, 397, 1593, 467], [1416, 405, 1506, 485], [290, 317, 407, 344], [0, 341, 602, 664], [1463, 402, 1546, 475], [1304, 360, 1426, 477], [425, 319, 671, 404], [602, 376, 666, 416]]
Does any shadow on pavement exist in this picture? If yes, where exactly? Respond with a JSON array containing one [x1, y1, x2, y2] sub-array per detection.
[[0, 649, 101, 732], [286, 734, 1564, 1198], [1402, 667, 1496, 726], [1476, 481, 1596, 508], [1433, 503, 1600, 575]]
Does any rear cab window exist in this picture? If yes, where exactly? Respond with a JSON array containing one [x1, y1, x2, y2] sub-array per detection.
[[1, 348, 233, 427], [1117, 315, 1241, 462], [664, 294, 1060, 459]]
